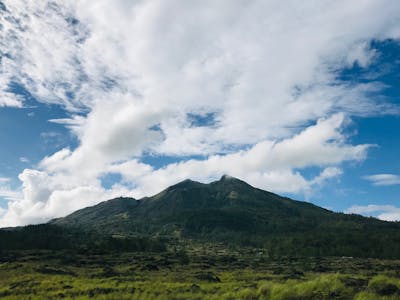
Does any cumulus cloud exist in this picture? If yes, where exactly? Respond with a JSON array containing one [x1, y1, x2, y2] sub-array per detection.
[[0, 0, 400, 226], [345, 204, 400, 221], [0, 113, 369, 226], [363, 174, 400, 186], [123, 113, 365, 196], [0, 169, 131, 226], [0, 177, 21, 202]]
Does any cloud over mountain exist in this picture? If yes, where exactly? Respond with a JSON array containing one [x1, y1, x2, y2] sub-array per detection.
[[1, 0, 400, 226]]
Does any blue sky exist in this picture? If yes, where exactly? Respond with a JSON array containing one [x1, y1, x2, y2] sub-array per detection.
[[1, 1, 400, 226], [303, 40, 400, 211]]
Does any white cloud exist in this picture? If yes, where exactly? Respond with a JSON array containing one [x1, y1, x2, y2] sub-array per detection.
[[363, 174, 400, 186], [0, 0, 400, 226], [0, 186, 19, 201], [0, 178, 21, 202], [311, 167, 343, 186], [0, 1, 89, 110], [345, 204, 400, 221], [0, 113, 369, 226], [2, 1, 400, 117], [0, 93, 23, 107], [19, 157, 30, 163], [0, 77, 23, 107], [0, 177, 10, 183], [118, 114, 362, 197], [0, 169, 131, 226]]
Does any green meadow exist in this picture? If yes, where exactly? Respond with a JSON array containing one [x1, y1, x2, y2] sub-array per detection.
[[1, 247, 400, 299]]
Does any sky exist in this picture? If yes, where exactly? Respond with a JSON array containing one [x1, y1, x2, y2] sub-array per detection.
[[0, 0, 400, 227]]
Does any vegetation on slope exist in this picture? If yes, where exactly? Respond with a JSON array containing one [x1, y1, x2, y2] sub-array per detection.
[[0, 224, 166, 253], [48, 176, 400, 259], [1, 248, 400, 299]]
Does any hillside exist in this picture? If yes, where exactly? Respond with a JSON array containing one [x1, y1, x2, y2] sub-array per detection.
[[49, 175, 400, 258], [52, 175, 333, 233]]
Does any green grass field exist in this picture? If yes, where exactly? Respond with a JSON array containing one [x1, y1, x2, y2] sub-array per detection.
[[1, 247, 400, 299]]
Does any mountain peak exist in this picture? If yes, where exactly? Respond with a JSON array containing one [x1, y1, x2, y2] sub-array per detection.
[[220, 174, 236, 181], [167, 178, 204, 190], [217, 174, 251, 187], [50, 175, 400, 261]]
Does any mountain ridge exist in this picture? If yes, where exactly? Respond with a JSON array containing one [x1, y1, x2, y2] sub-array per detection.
[[51, 175, 340, 224], [3, 175, 400, 258], [51, 175, 393, 237]]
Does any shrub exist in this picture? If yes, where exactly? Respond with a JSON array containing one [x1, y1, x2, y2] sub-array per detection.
[[269, 274, 353, 300], [368, 275, 400, 296]]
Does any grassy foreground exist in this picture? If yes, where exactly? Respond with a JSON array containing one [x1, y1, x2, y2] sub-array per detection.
[[1, 249, 400, 299]]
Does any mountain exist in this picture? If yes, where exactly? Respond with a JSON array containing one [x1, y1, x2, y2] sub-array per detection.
[[52, 175, 332, 235], [49, 175, 400, 258]]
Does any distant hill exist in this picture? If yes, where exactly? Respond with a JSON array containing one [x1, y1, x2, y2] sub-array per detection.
[[51, 175, 333, 234], [48, 175, 400, 258]]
